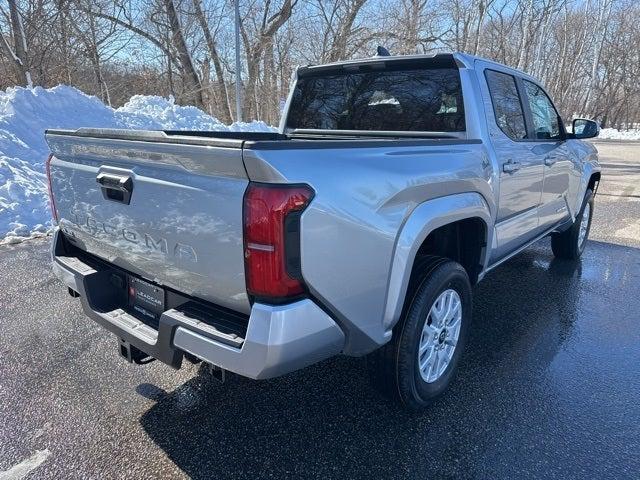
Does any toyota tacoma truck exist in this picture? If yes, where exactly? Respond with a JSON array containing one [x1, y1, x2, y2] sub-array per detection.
[[46, 53, 600, 409]]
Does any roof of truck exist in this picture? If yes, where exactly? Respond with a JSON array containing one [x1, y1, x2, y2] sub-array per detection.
[[297, 52, 537, 83]]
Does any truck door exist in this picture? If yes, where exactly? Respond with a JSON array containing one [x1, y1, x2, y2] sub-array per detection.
[[480, 66, 544, 262], [519, 79, 574, 228]]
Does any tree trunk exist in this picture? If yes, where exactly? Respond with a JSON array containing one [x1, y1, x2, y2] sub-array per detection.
[[57, 0, 72, 84], [582, 0, 613, 115], [89, 46, 110, 105], [192, 0, 233, 123], [327, 0, 367, 62], [200, 57, 213, 115], [166, 51, 176, 97], [264, 39, 279, 124], [516, 0, 532, 69], [88, 13, 110, 106], [243, 54, 259, 120], [240, 0, 297, 120], [472, 0, 489, 56], [164, 0, 205, 108], [5, 0, 32, 87]]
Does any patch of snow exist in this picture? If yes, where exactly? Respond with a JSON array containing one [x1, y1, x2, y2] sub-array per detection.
[[115, 94, 227, 130], [0, 85, 276, 243], [228, 120, 274, 132], [598, 128, 640, 140], [115, 95, 274, 132]]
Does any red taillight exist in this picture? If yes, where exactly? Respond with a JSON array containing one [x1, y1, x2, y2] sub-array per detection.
[[243, 183, 314, 300], [45, 154, 58, 222]]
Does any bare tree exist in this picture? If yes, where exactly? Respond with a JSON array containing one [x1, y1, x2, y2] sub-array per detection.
[[240, 0, 298, 121], [164, 0, 205, 108], [0, 0, 32, 86], [0, 0, 638, 128], [582, 0, 614, 114], [192, 0, 232, 122], [69, 0, 121, 105]]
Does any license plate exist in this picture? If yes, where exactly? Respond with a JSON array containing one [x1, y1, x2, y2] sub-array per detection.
[[128, 276, 165, 322]]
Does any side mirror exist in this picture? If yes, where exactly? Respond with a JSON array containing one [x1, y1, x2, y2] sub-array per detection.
[[572, 118, 599, 139]]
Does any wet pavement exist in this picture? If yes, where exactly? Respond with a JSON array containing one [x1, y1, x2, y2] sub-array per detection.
[[1, 141, 639, 479]]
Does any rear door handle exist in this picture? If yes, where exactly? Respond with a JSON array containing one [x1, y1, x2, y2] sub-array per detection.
[[544, 156, 558, 167], [96, 172, 134, 204], [503, 160, 521, 174]]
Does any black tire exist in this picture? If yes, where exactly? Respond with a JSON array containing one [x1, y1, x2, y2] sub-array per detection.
[[367, 256, 472, 410], [551, 189, 594, 260]]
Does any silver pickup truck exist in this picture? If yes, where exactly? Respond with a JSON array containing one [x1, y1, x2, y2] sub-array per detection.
[[46, 52, 600, 409]]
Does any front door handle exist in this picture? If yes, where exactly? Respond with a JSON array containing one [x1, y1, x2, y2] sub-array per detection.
[[544, 156, 558, 167], [503, 159, 521, 174]]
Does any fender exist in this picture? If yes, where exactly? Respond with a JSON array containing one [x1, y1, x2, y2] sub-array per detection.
[[570, 141, 601, 219], [576, 162, 601, 214], [382, 192, 492, 332]]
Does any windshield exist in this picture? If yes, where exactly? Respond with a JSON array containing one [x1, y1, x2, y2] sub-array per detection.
[[286, 67, 465, 133]]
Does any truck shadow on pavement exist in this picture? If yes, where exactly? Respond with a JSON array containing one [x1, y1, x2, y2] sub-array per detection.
[[138, 240, 634, 479]]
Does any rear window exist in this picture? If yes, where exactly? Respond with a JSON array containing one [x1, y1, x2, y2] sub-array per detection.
[[286, 68, 465, 133]]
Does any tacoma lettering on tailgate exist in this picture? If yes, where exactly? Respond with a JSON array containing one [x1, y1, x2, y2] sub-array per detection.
[[66, 211, 197, 262]]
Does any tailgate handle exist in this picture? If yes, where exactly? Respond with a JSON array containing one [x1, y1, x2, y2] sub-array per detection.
[[96, 173, 134, 205]]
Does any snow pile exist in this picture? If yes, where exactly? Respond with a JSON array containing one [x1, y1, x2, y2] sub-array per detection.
[[116, 95, 274, 132], [116, 94, 227, 130], [0, 85, 274, 244], [598, 128, 640, 140]]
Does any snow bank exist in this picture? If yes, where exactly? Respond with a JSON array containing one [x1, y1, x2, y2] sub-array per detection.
[[117, 95, 221, 130], [598, 128, 640, 140], [0, 85, 274, 243]]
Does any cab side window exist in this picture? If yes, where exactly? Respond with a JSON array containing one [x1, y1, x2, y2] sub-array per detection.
[[523, 80, 562, 140], [485, 70, 527, 140]]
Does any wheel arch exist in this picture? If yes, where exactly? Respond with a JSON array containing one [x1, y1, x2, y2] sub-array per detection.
[[382, 192, 492, 332], [581, 161, 601, 198], [587, 171, 601, 194]]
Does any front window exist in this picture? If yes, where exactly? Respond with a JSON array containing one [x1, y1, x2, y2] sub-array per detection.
[[523, 80, 562, 140]]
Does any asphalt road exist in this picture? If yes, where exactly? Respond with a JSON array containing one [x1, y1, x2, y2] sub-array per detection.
[[1, 141, 639, 479]]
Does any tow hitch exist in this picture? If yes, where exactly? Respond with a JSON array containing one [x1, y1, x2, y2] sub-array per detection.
[[207, 363, 226, 383], [118, 338, 155, 365]]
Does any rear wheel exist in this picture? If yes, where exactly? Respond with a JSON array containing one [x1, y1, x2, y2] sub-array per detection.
[[551, 189, 594, 260], [368, 256, 472, 409]]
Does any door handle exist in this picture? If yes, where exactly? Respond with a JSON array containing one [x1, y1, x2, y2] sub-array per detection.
[[96, 172, 134, 204], [503, 160, 521, 174], [544, 156, 558, 167]]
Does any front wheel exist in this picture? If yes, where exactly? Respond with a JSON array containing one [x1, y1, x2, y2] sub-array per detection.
[[551, 189, 594, 260], [368, 257, 472, 410]]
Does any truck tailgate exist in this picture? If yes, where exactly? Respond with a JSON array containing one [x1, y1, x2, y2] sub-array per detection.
[[45, 130, 251, 315]]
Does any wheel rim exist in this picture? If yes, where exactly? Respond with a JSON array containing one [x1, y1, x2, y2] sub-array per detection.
[[578, 203, 591, 249], [417, 289, 462, 383]]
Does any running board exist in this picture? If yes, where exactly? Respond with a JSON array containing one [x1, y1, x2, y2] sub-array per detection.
[[484, 224, 562, 273]]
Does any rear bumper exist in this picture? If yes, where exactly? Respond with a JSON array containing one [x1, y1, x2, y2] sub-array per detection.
[[51, 229, 345, 379]]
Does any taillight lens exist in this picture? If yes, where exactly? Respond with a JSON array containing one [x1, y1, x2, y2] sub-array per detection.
[[45, 154, 58, 222], [243, 183, 314, 300]]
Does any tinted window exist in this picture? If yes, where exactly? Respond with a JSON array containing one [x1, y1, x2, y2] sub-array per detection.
[[523, 80, 562, 140], [485, 70, 527, 140], [286, 68, 465, 132]]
